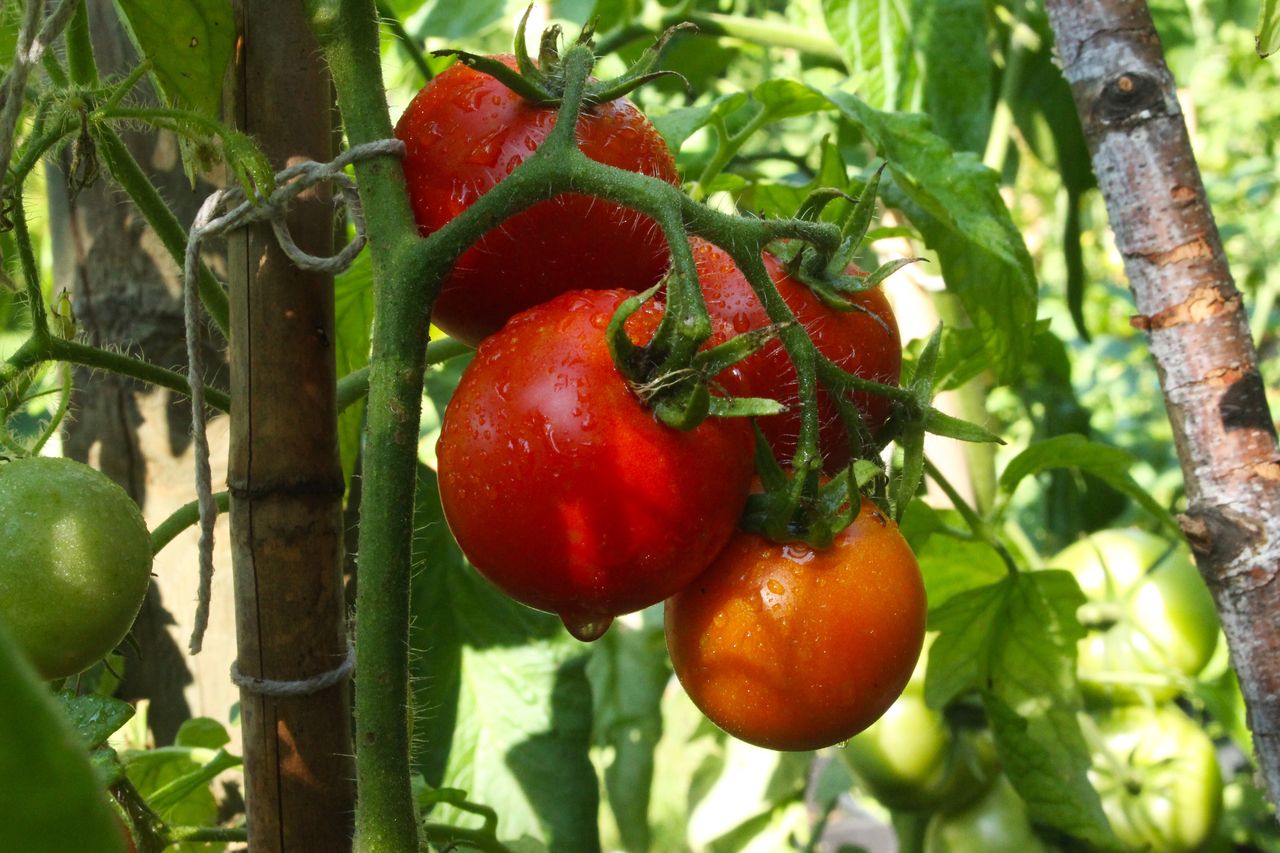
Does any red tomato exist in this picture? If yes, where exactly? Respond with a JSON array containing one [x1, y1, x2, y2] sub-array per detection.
[[665, 496, 926, 750], [395, 57, 679, 346], [436, 290, 756, 640], [693, 239, 902, 470]]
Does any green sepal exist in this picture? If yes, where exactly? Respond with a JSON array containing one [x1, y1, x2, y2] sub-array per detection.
[[924, 408, 1004, 444], [909, 323, 944, 396], [691, 322, 788, 377], [588, 23, 696, 105], [893, 417, 926, 523], [707, 395, 786, 418], [431, 49, 555, 105], [795, 187, 857, 224], [750, 420, 789, 494], [653, 382, 710, 431], [841, 162, 887, 250], [862, 256, 924, 291], [604, 285, 660, 383]]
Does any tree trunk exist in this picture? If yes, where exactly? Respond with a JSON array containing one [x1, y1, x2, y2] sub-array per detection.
[[1044, 0, 1280, 811], [225, 0, 355, 848], [47, 0, 239, 749]]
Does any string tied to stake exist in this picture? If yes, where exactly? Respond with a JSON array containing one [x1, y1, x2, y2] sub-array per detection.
[[183, 138, 405, 655]]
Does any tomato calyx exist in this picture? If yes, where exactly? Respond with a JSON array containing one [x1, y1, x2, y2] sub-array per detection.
[[604, 285, 788, 430], [433, 7, 691, 109]]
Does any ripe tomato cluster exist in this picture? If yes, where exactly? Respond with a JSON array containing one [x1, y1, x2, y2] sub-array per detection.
[[400, 53, 923, 750]]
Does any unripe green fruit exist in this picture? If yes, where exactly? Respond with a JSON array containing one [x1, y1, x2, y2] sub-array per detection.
[[0, 457, 152, 679]]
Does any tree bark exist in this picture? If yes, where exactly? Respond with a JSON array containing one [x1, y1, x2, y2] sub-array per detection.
[[47, 0, 238, 748], [225, 0, 355, 848], [1044, 0, 1280, 810]]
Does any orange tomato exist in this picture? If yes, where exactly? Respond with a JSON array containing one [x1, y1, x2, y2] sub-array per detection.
[[665, 497, 926, 750]]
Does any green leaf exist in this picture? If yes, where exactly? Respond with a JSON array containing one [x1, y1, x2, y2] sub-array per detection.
[[114, 0, 234, 186], [998, 434, 1178, 532], [587, 620, 670, 853], [0, 617, 126, 853], [916, 0, 993, 153], [652, 94, 748, 153], [57, 692, 135, 750], [123, 745, 232, 851], [821, 0, 921, 111], [174, 716, 231, 750], [416, 0, 507, 39], [113, 0, 233, 121], [827, 90, 1037, 383], [916, 535, 1007, 611], [410, 465, 601, 852], [335, 244, 374, 491], [927, 571, 1118, 849], [752, 79, 831, 121], [1259, 0, 1280, 58]]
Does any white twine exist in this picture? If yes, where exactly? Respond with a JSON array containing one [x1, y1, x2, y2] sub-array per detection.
[[184, 138, 405, 656]]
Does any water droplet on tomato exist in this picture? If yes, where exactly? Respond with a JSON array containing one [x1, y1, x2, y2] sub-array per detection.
[[561, 613, 613, 642], [766, 579, 785, 595]]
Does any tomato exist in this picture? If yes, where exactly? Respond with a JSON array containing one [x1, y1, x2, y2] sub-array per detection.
[[436, 290, 755, 640], [692, 238, 902, 471], [664, 497, 926, 750], [841, 643, 998, 813], [0, 457, 152, 680], [1049, 529, 1219, 704], [924, 775, 1053, 853], [1089, 705, 1223, 852], [395, 56, 679, 346]]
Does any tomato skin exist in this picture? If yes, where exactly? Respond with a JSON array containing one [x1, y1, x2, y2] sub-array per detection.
[[395, 57, 679, 346], [436, 290, 755, 636], [0, 457, 152, 680], [692, 238, 902, 471], [665, 497, 926, 750], [1049, 529, 1219, 704]]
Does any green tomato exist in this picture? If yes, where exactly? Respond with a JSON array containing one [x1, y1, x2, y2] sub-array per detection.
[[0, 457, 152, 679], [1089, 705, 1223, 853], [924, 775, 1053, 853], [1050, 529, 1218, 703], [840, 653, 997, 813]]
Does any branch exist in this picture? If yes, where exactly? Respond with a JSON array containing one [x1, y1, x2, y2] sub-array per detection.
[[1044, 0, 1280, 813]]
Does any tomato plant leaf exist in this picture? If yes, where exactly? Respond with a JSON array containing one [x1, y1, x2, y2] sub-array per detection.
[[1258, 0, 1280, 58], [927, 571, 1120, 849], [57, 692, 135, 750], [410, 465, 601, 852], [998, 434, 1179, 533], [114, 0, 234, 183], [826, 90, 1037, 383], [752, 79, 832, 121], [916, 536, 1007, 611], [334, 245, 374, 493], [587, 619, 670, 853], [416, 0, 507, 39], [822, 0, 921, 111], [0, 618, 126, 853], [915, 0, 993, 153], [651, 94, 748, 153], [173, 716, 231, 750]]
